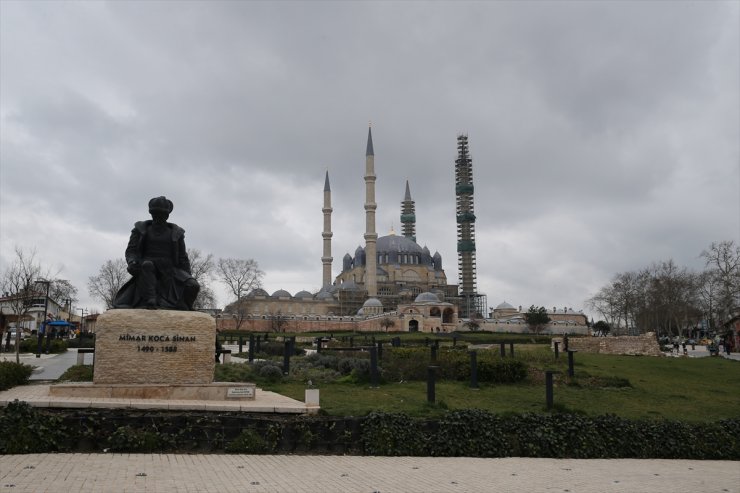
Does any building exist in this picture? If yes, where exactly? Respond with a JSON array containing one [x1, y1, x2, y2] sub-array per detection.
[[220, 126, 582, 335]]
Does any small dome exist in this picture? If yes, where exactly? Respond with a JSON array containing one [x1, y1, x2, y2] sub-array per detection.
[[363, 298, 383, 307], [338, 280, 361, 291], [495, 301, 515, 310], [247, 288, 269, 298], [414, 292, 440, 303], [271, 289, 292, 298], [294, 290, 313, 299], [315, 289, 335, 300]]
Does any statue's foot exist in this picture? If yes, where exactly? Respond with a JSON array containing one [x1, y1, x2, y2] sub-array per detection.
[[145, 298, 157, 309]]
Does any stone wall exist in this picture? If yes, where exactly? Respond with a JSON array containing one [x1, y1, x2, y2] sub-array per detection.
[[94, 309, 216, 385], [553, 333, 662, 356]]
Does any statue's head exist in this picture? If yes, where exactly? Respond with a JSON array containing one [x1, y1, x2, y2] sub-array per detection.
[[148, 196, 173, 222]]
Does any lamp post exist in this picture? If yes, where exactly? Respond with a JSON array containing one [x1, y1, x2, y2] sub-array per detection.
[[78, 308, 88, 335], [34, 279, 50, 358]]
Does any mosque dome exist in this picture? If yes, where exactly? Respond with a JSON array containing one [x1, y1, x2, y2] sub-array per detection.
[[495, 301, 515, 310], [376, 234, 422, 254], [294, 290, 313, 299], [247, 288, 269, 298], [363, 298, 383, 307], [271, 289, 292, 298], [315, 288, 335, 300], [414, 292, 440, 303], [338, 280, 361, 291]]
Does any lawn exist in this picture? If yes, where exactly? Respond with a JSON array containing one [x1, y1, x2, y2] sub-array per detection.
[[259, 349, 740, 422]]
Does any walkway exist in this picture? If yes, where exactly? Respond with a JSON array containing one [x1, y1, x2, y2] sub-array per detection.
[[0, 455, 737, 492]]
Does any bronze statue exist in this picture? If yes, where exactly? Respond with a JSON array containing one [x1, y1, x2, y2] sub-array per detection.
[[113, 196, 200, 310]]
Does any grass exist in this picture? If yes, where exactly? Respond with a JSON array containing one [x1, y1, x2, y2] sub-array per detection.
[[260, 350, 740, 422], [56, 343, 740, 423]]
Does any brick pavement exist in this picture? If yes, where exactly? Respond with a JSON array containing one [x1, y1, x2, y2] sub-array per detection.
[[0, 455, 738, 493]]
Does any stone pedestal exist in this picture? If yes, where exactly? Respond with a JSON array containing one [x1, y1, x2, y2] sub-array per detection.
[[93, 309, 216, 385]]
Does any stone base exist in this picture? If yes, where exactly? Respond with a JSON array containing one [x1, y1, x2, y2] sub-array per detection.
[[94, 309, 216, 385], [50, 382, 256, 401]]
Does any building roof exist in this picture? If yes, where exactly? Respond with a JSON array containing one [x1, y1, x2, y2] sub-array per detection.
[[376, 234, 422, 254], [414, 292, 440, 303]]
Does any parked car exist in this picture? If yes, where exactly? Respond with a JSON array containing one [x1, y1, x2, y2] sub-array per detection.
[[4, 328, 29, 342]]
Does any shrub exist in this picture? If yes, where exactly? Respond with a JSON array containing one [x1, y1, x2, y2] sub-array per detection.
[[258, 364, 283, 382], [0, 361, 34, 390], [20, 337, 67, 354], [215, 362, 257, 382], [107, 425, 173, 452], [0, 400, 68, 453], [58, 364, 93, 382], [66, 334, 95, 349], [225, 428, 268, 453]]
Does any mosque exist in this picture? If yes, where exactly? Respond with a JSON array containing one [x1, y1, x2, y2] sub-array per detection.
[[222, 127, 587, 334]]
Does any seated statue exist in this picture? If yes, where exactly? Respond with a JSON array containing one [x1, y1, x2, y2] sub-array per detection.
[[113, 196, 200, 310]]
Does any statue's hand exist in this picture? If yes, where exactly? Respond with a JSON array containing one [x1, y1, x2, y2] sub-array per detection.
[[127, 261, 140, 275]]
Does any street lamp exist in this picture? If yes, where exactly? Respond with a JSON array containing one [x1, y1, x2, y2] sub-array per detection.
[[78, 308, 88, 335], [34, 279, 50, 358]]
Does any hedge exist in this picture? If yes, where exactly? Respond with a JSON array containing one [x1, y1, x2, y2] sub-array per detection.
[[0, 361, 34, 391], [1, 402, 737, 459]]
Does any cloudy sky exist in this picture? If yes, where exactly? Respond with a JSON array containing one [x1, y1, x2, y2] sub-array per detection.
[[1, 0, 738, 317]]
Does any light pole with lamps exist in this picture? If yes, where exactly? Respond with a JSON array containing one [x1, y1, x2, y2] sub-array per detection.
[[34, 279, 50, 358]]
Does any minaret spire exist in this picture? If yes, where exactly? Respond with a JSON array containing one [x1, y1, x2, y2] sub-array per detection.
[[455, 134, 480, 317], [401, 180, 416, 242], [321, 170, 333, 288], [364, 123, 378, 297]]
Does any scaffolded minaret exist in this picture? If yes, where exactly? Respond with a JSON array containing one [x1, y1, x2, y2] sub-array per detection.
[[400, 180, 416, 242], [364, 125, 378, 297], [321, 170, 333, 288], [455, 135, 478, 315]]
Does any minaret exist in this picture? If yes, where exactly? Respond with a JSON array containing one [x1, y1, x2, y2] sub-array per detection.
[[400, 180, 416, 242], [364, 124, 378, 297], [455, 135, 478, 311], [321, 170, 333, 287]]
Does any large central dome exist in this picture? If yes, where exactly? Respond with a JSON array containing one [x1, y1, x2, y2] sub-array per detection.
[[376, 233, 423, 254]]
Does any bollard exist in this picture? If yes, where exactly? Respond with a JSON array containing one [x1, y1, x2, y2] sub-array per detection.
[[431, 344, 438, 362], [283, 340, 292, 375], [248, 334, 255, 363], [500, 343, 506, 358], [238, 336, 244, 354], [567, 350, 576, 377], [316, 337, 323, 353], [427, 366, 437, 403], [554, 341, 560, 359], [469, 350, 478, 389], [545, 370, 559, 410], [222, 349, 232, 364], [377, 341, 383, 361], [370, 346, 379, 387], [255, 336, 261, 354], [509, 343, 515, 357]]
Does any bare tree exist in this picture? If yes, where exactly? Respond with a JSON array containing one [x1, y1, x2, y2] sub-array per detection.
[[187, 248, 216, 310], [269, 309, 288, 333], [380, 317, 396, 332], [701, 240, 740, 323], [218, 258, 264, 330], [0, 247, 49, 362], [217, 258, 264, 301], [88, 259, 129, 309], [49, 279, 79, 310]]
